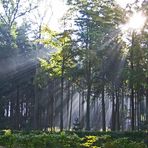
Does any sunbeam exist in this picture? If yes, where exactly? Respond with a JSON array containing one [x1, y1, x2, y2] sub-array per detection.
[[120, 11, 146, 33]]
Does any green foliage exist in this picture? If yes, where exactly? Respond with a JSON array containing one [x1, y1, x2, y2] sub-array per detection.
[[81, 136, 98, 147], [37, 27, 77, 87], [0, 132, 81, 148], [0, 131, 147, 148], [104, 138, 147, 148], [69, 131, 146, 142], [80, 135, 112, 148]]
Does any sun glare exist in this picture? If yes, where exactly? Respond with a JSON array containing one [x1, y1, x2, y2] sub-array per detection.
[[121, 12, 146, 32], [128, 12, 146, 30]]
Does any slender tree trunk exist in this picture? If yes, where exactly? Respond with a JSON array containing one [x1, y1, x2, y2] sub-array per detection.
[[79, 92, 81, 122], [60, 58, 65, 131], [146, 78, 148, 122], [86, 83, 91, 130], [81, 91, 85, 129], [136, 91, 139, 131], [16, 85, 20, 130], [86, 57, 91, 131], [69, 86, 73, 130], [102, 85, 106, 131], [46, 100, 50, 130], [137, 99, 140, 131], [50, 95, 54, 132], [111, 90, 116, 131], [130, 32, 135, 131], [115, 89, 120, 131], [33, 87, 39, 129], [121, 87, 124, 131], [85, 19, 92, 131], [131, 87, 135, 131], [60, 76, 64, 131], [67, 81, 70, 129]]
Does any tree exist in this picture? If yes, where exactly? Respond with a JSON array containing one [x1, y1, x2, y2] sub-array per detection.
[[39, 27, 76, 131], [66, 0, 124, 131]]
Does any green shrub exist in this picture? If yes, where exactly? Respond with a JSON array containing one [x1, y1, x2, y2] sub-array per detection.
[[81, 136, 98, 147], [0, 131, 147, 148], [0, 132, 81, 148], [80, 135, 112, 148], [104, 138, 147, 148]]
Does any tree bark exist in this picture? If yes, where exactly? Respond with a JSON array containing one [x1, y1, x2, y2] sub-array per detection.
[[111, 91, 116, 131], [69, 86, 73, 130], [86, 83, 91, 130], [102, 85, 106, 131], [115, 88, 120, 131], [60, 57, 65, 131], [121, 87, 124, 131], [67, 81, 70, 129], [15, 85, 20, 130], [146, 78, 148, 122], [131, 87, 135, 131], [130, 32, 135, 131], [60, 75, 64, 131]]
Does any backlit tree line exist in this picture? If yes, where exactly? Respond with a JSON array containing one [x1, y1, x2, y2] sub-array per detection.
[[0, 0, 147, 131]]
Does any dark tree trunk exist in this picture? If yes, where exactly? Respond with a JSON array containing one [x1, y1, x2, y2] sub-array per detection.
[[130, 32, 135, 131], [15, 85, 20, 130], [69, 86, 73, 130], [131, 87, 135, 131], [60, 75, 64, 131], [79, 92, 81, 122], [67, 81, 70, 129], [121, 87, 124, 131], [60, 57, 65, 131], [86, 83, 91, 130], [102, 85, 106, 131], [33, 87, 40, 129], [81, 91, 85, 129], [111, 91, 116, 131], [115, 89, 120, 131], [136, 91, 140, 131], [146, 78, 148, 122], [137, 99, 140, 131]]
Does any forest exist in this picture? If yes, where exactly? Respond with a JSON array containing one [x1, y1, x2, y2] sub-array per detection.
[[0, 0, 148, 147]]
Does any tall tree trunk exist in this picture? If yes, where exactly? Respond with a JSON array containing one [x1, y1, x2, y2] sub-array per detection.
[[50, 95, 54, 132], [137, 99, 140, 131], [131, 87, 135, 131], [60, 58, 65, 131], [79, 92, 81, 123], [86, 57, 91, 131], [33, 87, 39, 129], [102, 85, 106, 131], [81, 91, 85, 129], [130, 32, 135, 131], [115, 88, 120, 131], [121, 87, 124, 131], [146, 78, 148, 122], [111, 91, 116, 131], [67, 81, 70, 129], [15, 85, 20, 130], [69, 86, 73, 130], [60, 75, 64, 131], [86, 83, 91, 130], [136, 91, 139, 131]]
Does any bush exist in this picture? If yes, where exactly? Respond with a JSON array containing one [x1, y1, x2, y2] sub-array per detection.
[[0, 130, 147, 148], [104, 138, 147, 148], [0, 131, 81, 148]]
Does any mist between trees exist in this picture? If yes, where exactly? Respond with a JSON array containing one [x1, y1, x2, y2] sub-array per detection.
[[0, 0, 148, 132]]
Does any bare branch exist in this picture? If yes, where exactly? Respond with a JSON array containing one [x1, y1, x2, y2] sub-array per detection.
[[10, 0, 21, 26], [10, 5, 38, 27], [0, 14, 7, 24]]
